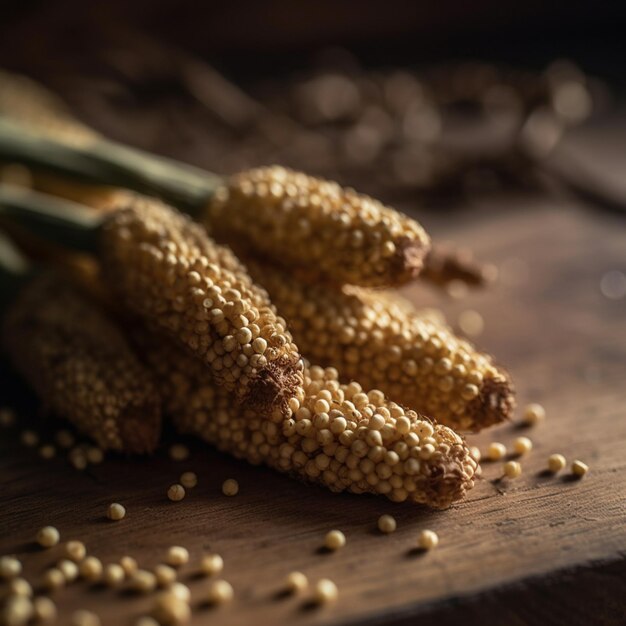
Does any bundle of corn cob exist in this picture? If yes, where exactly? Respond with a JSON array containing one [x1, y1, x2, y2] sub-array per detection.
[[1, 268, 162, 453], [134, 330, 477, 509]]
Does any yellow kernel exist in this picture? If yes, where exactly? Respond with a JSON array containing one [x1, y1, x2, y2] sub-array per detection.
[[37, 526, 60, 548], [0, 556, 22, 579], [33, 596, 57, 622], [417, 529, 439, 550], [71, 609, 101, 626], [222, 479, 239, 496], [166, 547, 189, 568], [107, 503, 126, 521], [487, 442, 506, 461], [469, 446, 481, 462], [3, 596, 33, 625], [79, 557, 103, 581], [64, 540, 86, 562], [169, 444, 190, 461], [377, 514, 397, 534], [207, 579, 234, 605], [503, 460, 522, 478], [167, 484, 186, 502], [513, 437, 533, 455], [313, 578, 338, 604], [8, 577, 32, 597], [86, 447, 104, 464], [523, 403, 545, 425], [120, 556, 138, 576], [154, 564, 177, 587], [168, 583, 191, 603], [103, 564, 125, 587], [130, 570, 157, 594], [547, 453, 566, 473], [179, 472, 198, 489], [285, 571, 308, 593], [571, 460, 589, 478], [200, 554, 223, 576], [43, 568, 65, 591], [21, 430, 39, 447], [39, 445, 56, 460], [152, 592, 191, 625], [324, 530, 346, 551], [57, 559, 79, 582]]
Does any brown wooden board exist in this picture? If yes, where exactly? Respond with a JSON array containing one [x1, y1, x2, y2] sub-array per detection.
[[1, 192, 625, 625]]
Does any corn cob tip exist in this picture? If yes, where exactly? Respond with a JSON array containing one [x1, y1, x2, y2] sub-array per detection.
[[467, 371, 516, 430], [391, 235, 428, 283]]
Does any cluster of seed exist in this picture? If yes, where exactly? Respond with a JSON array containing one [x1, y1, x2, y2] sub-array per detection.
[[141, 333, 477, 508], [245, 259, 515, 431], [101, 196, 303, 412], [2, 273, 162, 453], [207, 165, 431, 287]]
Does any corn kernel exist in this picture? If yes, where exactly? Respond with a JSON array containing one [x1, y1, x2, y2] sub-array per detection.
[[503, 460, 522, 479], [0, 556, 22, 579], [313, 578, 338, 604], [169, 444, 189, 462], [417, 529, 439, 550], [377, 515, 397, 534], [107, 503, 126, 521], [103, 564, 125, 587], [154, 564, 177, 587], [547, 453, 566, 473], [37, 526, 60, 548], [33, 596, 57, 622], [79, 557, 102, 582], [179, 472, 197, 489], [200, 554, 223, 577], [166, 547, 189, 568], [119, 556, 138, 577], [487, 442, 506, 461], [571, 460, 589, 478], [43, 569, 64, 591], [64, 540, 86, 562], [324, 530, 346, 551], [152, 592, 191, 625], [285, 571, 308, 593], [167, 484, 186, 502], [222, 479, 239, 497], [8, 578, 32, 597], [207, 579, 234, 605], [71, 609, 101, 626], [523, 403, 545, 425], [513, 437, 533, 455], [130, 570, 157, 594]]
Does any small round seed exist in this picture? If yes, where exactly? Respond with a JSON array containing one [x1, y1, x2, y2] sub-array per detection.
[[222, 479, 239, 497], [43, 569, 65, 591], [503, 460, 522, 479], [168, 582, 191, 603], [86, 447, 104, 464], [169, 444, 190, 461], [487, 442, 506, 461], [547, 453, 566, 473], [64, 541, 86, 562], [37, 526, 60, 548], [513, 437, 533, 455], [8, 578, 32, 597], [2, 596, 33, 625], [469, 446, 481, 462], [33, 596, 57, 622], [107, 503, 126, 521], [377, 514, 397, 534], [200, 554, 223, 576], [103, 564, 125, 587], [58, 559, 79, 582], [167, 484, 186, 502], [153, 592, 191, 625], [130, 570, 157, 594], [523, 403, 545, 425], [285, 571, 308, 593], [571, 460, 589, 478], [207, 579, 234, 605], [79, 557, 103, 582], [179, 472, 198, 489], [21, 430, 39, 447], [39, 445, 56, 460], [166, 547, 189, 568], [71, 609, 101, 626], [324, 530, 346, 551], [154, 564, 177, 587], [417, 529, 439, 550], [313, 578, 338, 604], [0, 556, 22, 579], [120, 556, 138, 577]]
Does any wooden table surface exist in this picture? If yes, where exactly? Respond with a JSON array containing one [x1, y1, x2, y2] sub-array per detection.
[[1, 167, 626, 623]]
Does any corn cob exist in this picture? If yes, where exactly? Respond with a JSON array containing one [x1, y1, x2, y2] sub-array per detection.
[[135, 331, 477, 509], [2, 272, 162, 453], [207, 165, 430, 287], [243, 258, 514, 431]]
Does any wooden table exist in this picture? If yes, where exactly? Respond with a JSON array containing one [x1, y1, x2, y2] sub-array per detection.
[[1, 168, 625, 624]]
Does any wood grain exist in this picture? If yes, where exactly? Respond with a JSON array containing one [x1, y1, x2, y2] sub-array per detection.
[[1, 192, 625, 626]]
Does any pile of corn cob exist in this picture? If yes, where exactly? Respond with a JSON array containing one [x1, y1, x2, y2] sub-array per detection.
[[0, 71, 516, 510]]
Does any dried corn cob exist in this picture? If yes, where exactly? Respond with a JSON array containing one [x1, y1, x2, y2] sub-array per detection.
[[136, 332, 476, 509], [0, 187, 304, 413], [244, 258, 514, 431], [206, 165, 431, 287], [2, 272, 161, 452]]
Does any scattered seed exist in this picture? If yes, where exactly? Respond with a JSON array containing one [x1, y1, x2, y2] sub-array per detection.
[[166, 547, 189, 568], [571, 460, 589, 478], [417, 529, 439, 550], [285, 571, 308, 593], [8, 578, 32, 597], [221, 479, 239, 496], [107, 503, 126, 521], [207, 579, 234, 605], [86, 447, 104, 464], [2, 596, 33, 625], [523, 403, 545, 425], [168, 583, 191, 603], [154, 564, 177, 587], [324, 530, 346, 551], [43, 569, 65, 591], [547, 453, 566, 473], [513, 437, 533, 456], [39, 445, 56, 460], [179, 472, 197, 489], [37, 526, 60, 548], [79, 557, 103, 582], [69, 450, 87, 471], [130, 570, 157, 594], [503, 460, 522, 479], [64, 541, 86, 562], [377, 514, 397, 534], [153, 591, 191, 625], [200, 554, 223, 577], [167, 484, 186, 502], [119, 556, 138, 577], [0, 556, 22, 579], [313, 578, 338, 604], [169, 444, 190, 462], [487, 442, 506, 461], [57, 559, 79, 582], [103, 564, 125, 587], [71, 609, 101, 626], [21, 430, 39, 447], [458, 309, 484, 337], [33, 596, 57, 622]]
